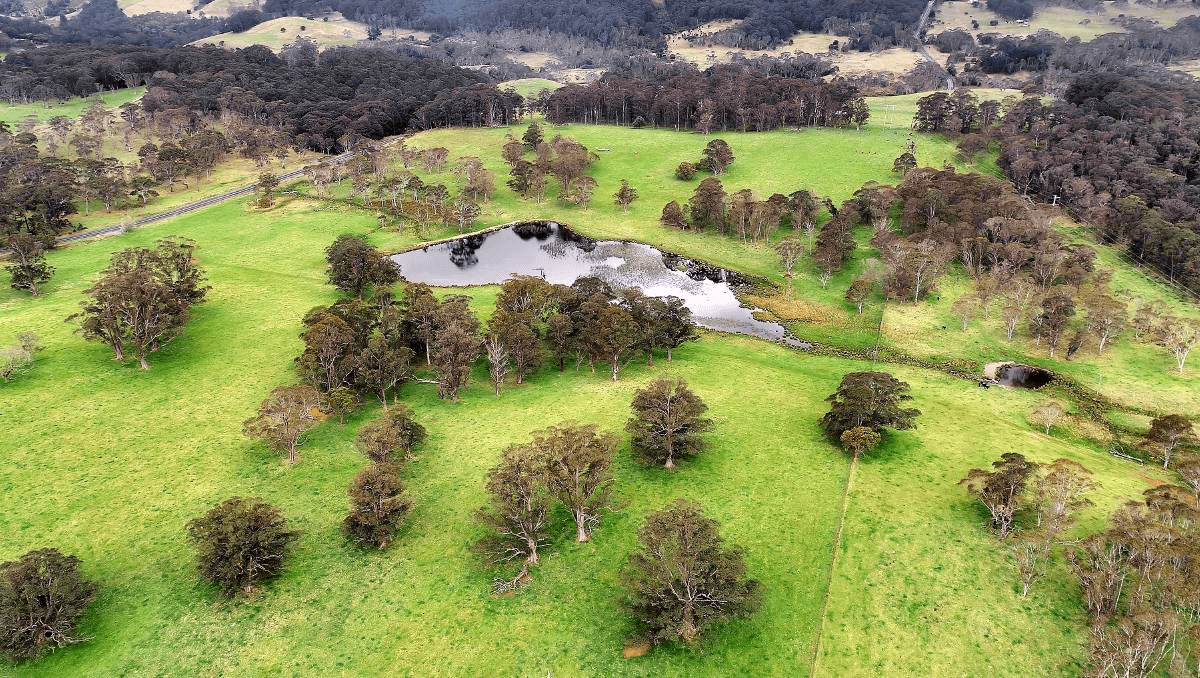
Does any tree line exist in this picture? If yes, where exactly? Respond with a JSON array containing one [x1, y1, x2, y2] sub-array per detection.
[[544, 63, 869, 132], [997, 71, 1200, 298], [0, 44, 518, 152], [909, 72, 1200, 298]]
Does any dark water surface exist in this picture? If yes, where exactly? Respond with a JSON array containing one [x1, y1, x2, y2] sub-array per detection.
[[995, 363, 1054, 388], [392, 223, 800, 344]]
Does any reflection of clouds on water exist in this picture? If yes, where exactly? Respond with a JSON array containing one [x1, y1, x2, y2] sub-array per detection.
[[392, 224, 800, 345]]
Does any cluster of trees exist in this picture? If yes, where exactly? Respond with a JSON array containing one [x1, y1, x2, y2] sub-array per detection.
[[475, 421, 618, 585], [911, 90, 1002, 135], [961, 428, 1200, 675], [544, 64, 869, 132], [308, 142, 494, 233], [675, 138, 736, 180], [249, 233, 701, 468], [240, 235, 402, 464], [0, 100, 296, 249], [849, 163, 1200, 367], [0, 45, 517, 152], [821, 370, 920, 457], [929, 14, 1200, 80], [991, 72, 1200, 297], [68, 238, 209, 370], [142, 47, 517, 151], [478, 273, 698, 386], [798, 156, 1200, 368], [502, 126, 601, 208], [960, 453, 1098, 591], [474, 383, 757, 646], [344, 406, 425, 548], [661, 179, 821, 247], [1, 124, 77, 243]]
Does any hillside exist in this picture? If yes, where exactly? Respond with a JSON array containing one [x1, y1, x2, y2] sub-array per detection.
[[191, 13, 371, 50], [3, 87, 1198, 676], [932, 0, 1200, 41]]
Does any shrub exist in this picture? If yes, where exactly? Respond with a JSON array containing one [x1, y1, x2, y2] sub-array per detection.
[[343, 464, 412, 549], [186, 498, 299, 596], [0, 548, 97, 662]]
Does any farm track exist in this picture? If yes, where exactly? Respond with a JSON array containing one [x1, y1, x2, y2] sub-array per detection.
[[915, 0, 957, 91], [5, 152, 352, 254]]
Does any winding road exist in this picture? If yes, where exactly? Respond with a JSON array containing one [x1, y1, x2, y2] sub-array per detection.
[[914, 0, 957, 92]]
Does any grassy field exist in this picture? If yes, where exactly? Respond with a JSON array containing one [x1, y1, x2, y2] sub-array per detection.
[[934, 0, 1200, 41], [315, 111, 1198, 417], [816, 362, 1165, 676], [667, 25, 923, 77], [0, 196, 855, 676], [356, 114, 967, 272], [193, 14, 369, 51], [1, 105, 1191, 675], [501, 78, 563, 100], [0, 88, 146, 127], [1, 189, 1172, 677]]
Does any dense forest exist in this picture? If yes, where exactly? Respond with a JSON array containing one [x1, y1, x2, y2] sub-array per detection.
[[544, 62, 866, 131], [0, 45, 517, 149], [0, 0, 229, 48], [996, 69, 1200, 295], [262, 0, 928, 49]]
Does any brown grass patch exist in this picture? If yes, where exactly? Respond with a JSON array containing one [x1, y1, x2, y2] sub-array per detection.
[[124, 0, 192, 15], [1134, 471, 1168, 487], [748, 294, 850, 326], [623, 642, 651, 659], [667, 28, 920, 77]]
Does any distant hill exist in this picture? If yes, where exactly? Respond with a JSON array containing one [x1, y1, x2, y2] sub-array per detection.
[[261, 0, 932, 50]]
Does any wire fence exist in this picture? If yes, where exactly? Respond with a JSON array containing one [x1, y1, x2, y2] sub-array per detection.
[[1024, 189, 1200, 305]]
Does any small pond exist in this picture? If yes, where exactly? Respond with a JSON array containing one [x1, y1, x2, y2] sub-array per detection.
[[391, 222, 801, 345], [983, 362, 1054, 389]]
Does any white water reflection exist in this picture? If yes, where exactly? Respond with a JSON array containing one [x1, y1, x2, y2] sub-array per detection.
[[391, 223, 801, 345]]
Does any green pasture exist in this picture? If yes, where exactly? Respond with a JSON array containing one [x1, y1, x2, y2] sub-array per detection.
[[0, 195, 852, 676], [0, 88, 146, 127], [500, 78, 563, 100], [817, 362, 1167, 676], [0, 103, 1192, 676]]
